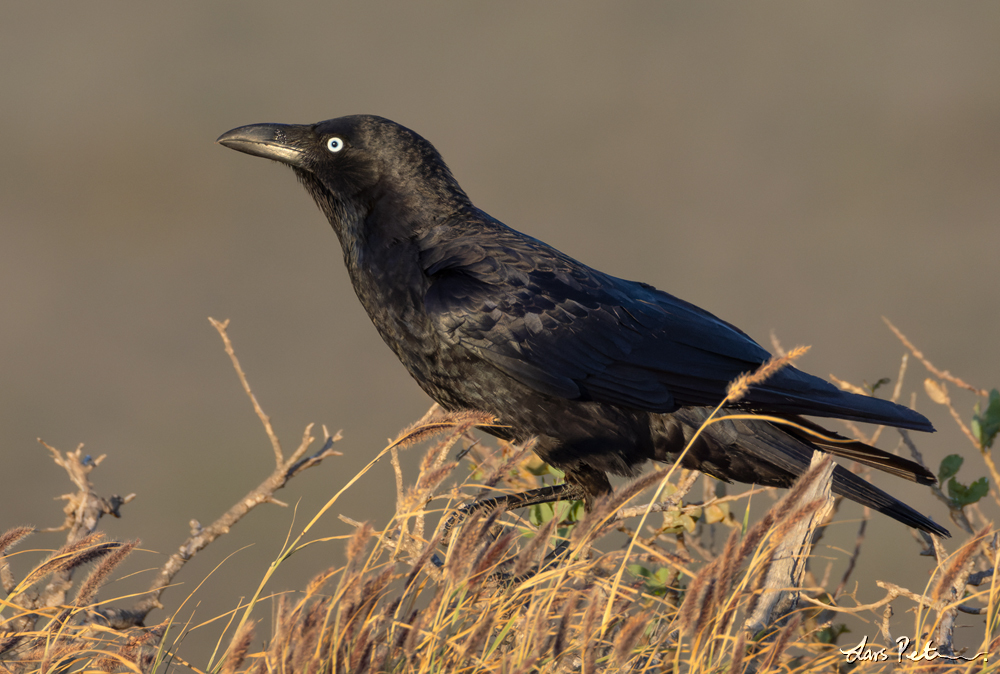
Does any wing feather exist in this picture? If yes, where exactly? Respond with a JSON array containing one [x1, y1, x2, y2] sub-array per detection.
[[417, 216, 934, 432]]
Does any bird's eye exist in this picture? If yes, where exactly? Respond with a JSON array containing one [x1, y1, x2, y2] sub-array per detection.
[[326, 137, 345, 153]]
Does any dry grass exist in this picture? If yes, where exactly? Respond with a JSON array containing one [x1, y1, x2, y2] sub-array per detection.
[[1, 320, 998, 673]]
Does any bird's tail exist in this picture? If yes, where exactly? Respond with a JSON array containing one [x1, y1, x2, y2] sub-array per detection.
[[783, 415, 936, 485], [678, 407, 951, 537], [769, 417, 950, 536], [766, 419, 950, 537], [750, 366, 936, 432], [829, 463, 950, 537]]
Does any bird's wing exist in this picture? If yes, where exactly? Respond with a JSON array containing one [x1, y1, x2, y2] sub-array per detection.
[[418, 218, 934, 432], [419, 222, 769, 413]]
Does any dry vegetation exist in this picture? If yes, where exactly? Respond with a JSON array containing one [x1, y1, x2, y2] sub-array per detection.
[[2, 318, 999, 673]]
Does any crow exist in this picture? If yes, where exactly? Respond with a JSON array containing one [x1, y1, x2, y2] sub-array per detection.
[[218, 115, 948, 537]]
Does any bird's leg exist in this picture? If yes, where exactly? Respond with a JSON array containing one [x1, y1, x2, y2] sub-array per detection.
[[441, 482, 588, 542], [442, 462, 610, 538]]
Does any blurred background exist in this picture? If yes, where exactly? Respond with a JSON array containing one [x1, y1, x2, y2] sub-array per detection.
[[2, 2, 998, 664]]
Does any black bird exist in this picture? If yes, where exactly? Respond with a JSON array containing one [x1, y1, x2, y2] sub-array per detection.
[[218, 115, 948, 537]]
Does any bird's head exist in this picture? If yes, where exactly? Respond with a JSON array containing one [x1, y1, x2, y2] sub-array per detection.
[[218, 115, 469, 244]]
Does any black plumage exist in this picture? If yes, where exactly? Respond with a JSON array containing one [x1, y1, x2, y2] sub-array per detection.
[[218, 115, 948, 537]]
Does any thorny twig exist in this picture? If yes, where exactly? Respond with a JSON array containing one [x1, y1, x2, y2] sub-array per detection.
[[131, 319, 344, 619], [884, 317, 989, 397], [1, 317, 345, 670]]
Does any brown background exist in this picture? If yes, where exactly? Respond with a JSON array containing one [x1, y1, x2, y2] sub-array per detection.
[[3, 2, 998, 663]]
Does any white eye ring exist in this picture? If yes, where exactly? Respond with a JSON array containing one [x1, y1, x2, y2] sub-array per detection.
[[326, 137, 345, 153]]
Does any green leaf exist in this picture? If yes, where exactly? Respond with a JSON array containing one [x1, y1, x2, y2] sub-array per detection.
[[948, 476, 989, 506], [939, 454, 964, 482], [866, 377, 891, 395], [566, 499, 584, 522], [966, 477, 989, 503], [946, 478, 964, 503], [972, 389, 1000, 450], [524, 462, 552, 476], [627, 564, 671, 596], [705, 502, 730, 524], [628, 563, 653, 579], [529, 502, 555, 526], [659, 510, 684, 531], [815, 623, 851, 645]]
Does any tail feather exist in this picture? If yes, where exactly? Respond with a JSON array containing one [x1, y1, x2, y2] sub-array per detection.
[[687, 408, 951, 537], [749, 366, 936, 433], [784, 416, 936, 485], [830, 463, 950, 537]]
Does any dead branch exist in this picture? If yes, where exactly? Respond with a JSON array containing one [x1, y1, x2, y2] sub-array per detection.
[[132, 425, 342, 620], [130, 319, 343, 623], [883, 317, 988, 396], [744, 453, 835, 635]]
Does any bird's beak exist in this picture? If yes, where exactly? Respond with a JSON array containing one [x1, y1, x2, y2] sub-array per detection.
[[217, 123, 309, 167]]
